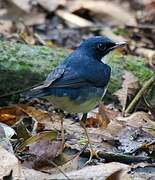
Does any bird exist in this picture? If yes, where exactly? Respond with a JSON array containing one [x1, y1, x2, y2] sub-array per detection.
[[23, 36, 126, 164]]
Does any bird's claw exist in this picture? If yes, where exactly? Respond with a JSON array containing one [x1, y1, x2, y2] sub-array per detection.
[[84, 148, 100, 166]]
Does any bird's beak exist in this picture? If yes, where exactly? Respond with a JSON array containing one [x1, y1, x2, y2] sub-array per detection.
[[112, 42, 127, 50]]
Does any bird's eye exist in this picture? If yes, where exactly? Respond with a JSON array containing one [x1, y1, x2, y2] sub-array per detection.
[[97, 43, 106, 51]]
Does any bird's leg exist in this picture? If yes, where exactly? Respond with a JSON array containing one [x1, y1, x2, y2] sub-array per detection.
[[60, 112, 65, 153], [80, 113, 100, 165]]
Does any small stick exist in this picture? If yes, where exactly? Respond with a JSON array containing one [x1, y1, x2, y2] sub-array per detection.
[[82, 150, 151, 164], [125, 75, 155, 114]]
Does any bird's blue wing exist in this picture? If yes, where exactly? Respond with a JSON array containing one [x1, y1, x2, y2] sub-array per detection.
[[33, 64, 66, 90], [32, 53, 111, 90]]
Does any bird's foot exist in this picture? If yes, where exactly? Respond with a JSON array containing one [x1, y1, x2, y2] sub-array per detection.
[[84, 147, 100, 166]]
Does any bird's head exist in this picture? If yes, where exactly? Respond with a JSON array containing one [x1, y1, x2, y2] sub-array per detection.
[[78, 36, 126, 62]]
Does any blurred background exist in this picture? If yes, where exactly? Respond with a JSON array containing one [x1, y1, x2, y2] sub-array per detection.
[[0, 0, 154, 63]]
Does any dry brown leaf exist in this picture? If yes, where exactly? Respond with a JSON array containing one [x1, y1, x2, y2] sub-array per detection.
[[86, 104, 119, 128], [106, 169, 123, 180], [37, 0, 66, 12], [117, 111, 155, 136], [20, 31, 36, 45], [85, 117, 101, 128], [0, 105, 27, 125], [96, 103, 110, 128], [19, 104, 52, 123], [114, 71, 140, 112], [0, 104, 51, 126], [116, 111, 155, 132], [117, 111, 152, 127], [29, 140, 62, 169]]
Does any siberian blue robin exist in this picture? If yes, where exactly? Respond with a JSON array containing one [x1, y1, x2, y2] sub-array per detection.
[[25, 36, 126, 163]]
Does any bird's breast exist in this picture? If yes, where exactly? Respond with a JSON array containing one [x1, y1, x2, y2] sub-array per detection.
[[45, 86, 106, 113]]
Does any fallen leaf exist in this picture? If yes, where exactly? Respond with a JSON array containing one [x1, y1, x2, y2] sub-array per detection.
[[114, 71, 140, 112], [0, 147, 24, 179], [86, 104, 119, 128], [106, 169, 123, 180], [67, 0, 137, 26], [0, 122, 15, 139], [21, 167, 53, 179], [117, 111, 153, 128], [85, 117, 101, 128], [117, 111, 155, 138], [96, 103, 110, 128], [19, 104, 52, 123], [0, 123, 15, 153], [117, 126, 155, 154], [51, 162, 129, 179], [17, 130, 58, 151], [0, 105, 27, 125], [8, 0, 32, 12], [0, 20, 13, 34], [135, 48, 155, 70], [20, 31, 36, 45], [14, 119, 31, 140], [29, 140, 62, 169], [37, 0, 66, 12], [142, 1, 155, 25], [56, 9, 93, 27]]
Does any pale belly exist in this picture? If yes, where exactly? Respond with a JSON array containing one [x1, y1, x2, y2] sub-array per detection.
[[44, 86, 106, 113]]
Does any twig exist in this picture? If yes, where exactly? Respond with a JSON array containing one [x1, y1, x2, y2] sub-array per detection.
[[45, 159, 71, 180], [82, 150, 151, 164], [126, 24, 155, 30], [125, 75, 155, 114], [40, 145, 88, 179]]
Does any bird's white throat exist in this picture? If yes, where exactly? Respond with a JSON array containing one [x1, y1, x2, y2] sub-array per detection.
[[101, 53, 112, 64]]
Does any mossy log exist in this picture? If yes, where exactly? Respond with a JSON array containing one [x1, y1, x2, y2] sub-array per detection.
[[0, 41, 153, 104]]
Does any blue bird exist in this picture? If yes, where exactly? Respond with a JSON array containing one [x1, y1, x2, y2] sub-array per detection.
[[25, 36, 126, 163]]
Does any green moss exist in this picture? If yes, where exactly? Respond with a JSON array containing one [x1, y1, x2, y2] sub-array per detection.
[[124, 56, 153, 84], [0, 41, 68, 95], [108, 52, 153, 93]]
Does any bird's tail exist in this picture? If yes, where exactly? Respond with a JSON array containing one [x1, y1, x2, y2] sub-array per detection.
[[21, 88, 46, 100], [0, 83, 45, 101]]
